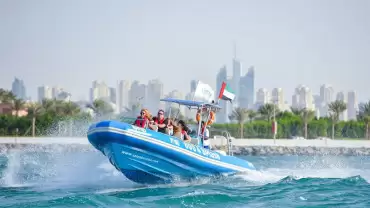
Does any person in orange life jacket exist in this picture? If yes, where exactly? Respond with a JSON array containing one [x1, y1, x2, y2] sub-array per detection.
[[133, 109, 150, 128], [151, 109, 169, 134], [200, 121, 210, 149]]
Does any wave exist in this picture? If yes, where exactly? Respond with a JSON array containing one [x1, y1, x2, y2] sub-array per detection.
[[1, 148, 370, 207]]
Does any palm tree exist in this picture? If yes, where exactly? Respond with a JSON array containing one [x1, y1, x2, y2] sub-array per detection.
[[328, 100, 347, 139], [0, 89, 16, 104], [229, 107, 248, 138], [359, 101, 370, 139], [86, 99, 114, 119], [258, 103, 279, 122], [300, 108, 316, 139], [290, 107, 303, 116], [60, 101, 81, 136], [13, 98, 25, 117], [247, 110, 257, 122], [27, 103, 44, 137]]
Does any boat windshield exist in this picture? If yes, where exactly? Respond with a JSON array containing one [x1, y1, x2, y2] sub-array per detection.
[[119, 117, 136, 124]]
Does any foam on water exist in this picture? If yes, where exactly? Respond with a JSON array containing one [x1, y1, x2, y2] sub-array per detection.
[[1, 146, 369, 189], [1, 145, 370, 207]]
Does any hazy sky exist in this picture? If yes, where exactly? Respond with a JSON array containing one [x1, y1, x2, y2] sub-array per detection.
[[0, 0, 369, 102]]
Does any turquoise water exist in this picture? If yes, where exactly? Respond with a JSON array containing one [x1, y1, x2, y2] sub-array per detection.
[[1, 148, 370, 207]]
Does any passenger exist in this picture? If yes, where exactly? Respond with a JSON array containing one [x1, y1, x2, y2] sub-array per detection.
[[133, 109, 150, 128], [152, 109, 169, 134], [200, 121, 210, 149], [173, 120, 191, 142], [166, 119, 174, 135]]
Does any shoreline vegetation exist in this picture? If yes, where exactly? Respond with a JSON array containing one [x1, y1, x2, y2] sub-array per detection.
[[1, 88, 370, 140]]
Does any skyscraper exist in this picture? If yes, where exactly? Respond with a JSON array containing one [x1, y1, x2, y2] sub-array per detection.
[[320, 84, 335, 104], [38, 85, 52, 102], [147, 79, 164, 112], [292, 85, 314, 110], [11, 77, 26, 100], [166, 90, 184, 117], [255, 88, 269, 110], [272, 88, 285, 111], [318, 84, 335, 117], [336, 91, 348, 121], [129, 81, 146, 110], [190, 80, 197, 93], [239, 66, 255, 109], [117, 80, 131, 113], [216, 65, 228, 123], [109, 87, 116, 104], [347, 91, 358, 120], [232, 59, 242, 104], [90, 81, 110, 102]]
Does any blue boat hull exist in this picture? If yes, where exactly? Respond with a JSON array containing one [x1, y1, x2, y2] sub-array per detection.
[[87, 120, 255, 184]]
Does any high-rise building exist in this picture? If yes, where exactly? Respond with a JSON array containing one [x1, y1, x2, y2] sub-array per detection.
[[38, 85, 53, 102], [184, 92, 196, 119], [320, 84, 335, 104], [90, 80, 110, 102], [292, 85, 315, 110], [190, 80, 197, 93], [216, 66, 228, 123], [52, 86, 62, 99], [254, 88, 269, 110], [239, 66, 255, 109], [117, 80, 131, 113], [271, 88, 285, 111], [292, 94, 299, 109], [109, 87, 116, 104], [165, 90, 184, 117], [11, 77, 26, 100], [347, 91, 358, 120], [336, 91, 348, 121], [232, 58, 242, 104], [129, 81, 146, 110], [147, 79, 164, 113]]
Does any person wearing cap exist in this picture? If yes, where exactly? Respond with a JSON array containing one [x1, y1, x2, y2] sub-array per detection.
[[200, 121, 210, 149]]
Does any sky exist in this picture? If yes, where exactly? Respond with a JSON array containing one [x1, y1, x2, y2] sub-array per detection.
[[0, 0, 369, 102]]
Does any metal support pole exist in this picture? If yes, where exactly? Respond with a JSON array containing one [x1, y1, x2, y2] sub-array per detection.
[[273, 104, 276, 144]]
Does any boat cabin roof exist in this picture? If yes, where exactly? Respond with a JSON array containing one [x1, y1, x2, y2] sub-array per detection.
[[160, 98, 222, 109]]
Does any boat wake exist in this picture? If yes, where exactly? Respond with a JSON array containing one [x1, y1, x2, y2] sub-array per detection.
[[1, 148, 369, 189], [1, 148, 370, 207]]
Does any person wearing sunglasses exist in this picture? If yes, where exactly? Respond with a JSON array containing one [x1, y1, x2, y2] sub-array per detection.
[[133, 109, 150, 128], [152, 109, 169, 134]]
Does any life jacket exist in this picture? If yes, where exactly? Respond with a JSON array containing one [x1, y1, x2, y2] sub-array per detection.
[[154, 118, 165, 124], [181, 129, 187, 140], [135, 116, 147, 128]]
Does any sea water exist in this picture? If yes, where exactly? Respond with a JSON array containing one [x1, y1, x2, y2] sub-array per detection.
[[0, 146, 369, 208]]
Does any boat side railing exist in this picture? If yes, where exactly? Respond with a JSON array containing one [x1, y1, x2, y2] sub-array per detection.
[[210, 128, 233, 156]]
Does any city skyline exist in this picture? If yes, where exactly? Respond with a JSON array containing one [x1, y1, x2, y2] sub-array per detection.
[[8, 75, 362, 123], [1, 0, 369, 102], [8, 75, 363, 104]]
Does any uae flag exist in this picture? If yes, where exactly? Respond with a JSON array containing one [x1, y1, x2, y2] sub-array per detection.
[[218, 82, 235, 102]]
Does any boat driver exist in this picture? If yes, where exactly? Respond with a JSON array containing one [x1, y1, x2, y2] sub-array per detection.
[[200, 121, 210, 149]]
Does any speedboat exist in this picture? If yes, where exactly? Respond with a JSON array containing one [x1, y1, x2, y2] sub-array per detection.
[[87, 98, 255, 184]]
